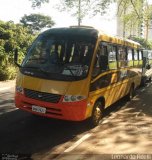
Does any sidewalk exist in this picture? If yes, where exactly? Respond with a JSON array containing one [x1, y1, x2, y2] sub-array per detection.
[[0, 80, 16, 89]]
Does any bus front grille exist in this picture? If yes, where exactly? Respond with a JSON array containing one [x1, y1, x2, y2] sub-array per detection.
[[24, 88, 62, 103]]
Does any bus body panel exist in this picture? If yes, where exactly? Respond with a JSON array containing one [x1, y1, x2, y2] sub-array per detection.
[[15, 73, 90, 121], [16, 72, 71, 95], [87, 68, 142, 117]]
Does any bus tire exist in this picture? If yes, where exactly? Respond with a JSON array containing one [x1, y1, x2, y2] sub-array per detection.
[[126, 84, 135, 101], [89, 101, 104, 127]]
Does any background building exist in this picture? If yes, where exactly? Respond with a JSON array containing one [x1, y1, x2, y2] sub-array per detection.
[[116, 2, 152, 40]]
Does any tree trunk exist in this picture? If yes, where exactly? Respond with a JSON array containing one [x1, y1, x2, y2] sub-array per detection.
[[145, 20, 149, 41], [78, 0, 81, 26]]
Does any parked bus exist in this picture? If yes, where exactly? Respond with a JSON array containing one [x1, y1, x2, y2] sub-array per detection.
[[142, 49, 152, 84], [14, 26, 143, 126]]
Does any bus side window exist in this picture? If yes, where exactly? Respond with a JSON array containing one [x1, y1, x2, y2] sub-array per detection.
[[138, 50, 142, 67], [134, 49, 138, 66], [118, 46, 127, 68], [138, 50, 142, 60], [92, 43, 108, 77], [108, 45, 117, 70], [127, 48, 133, 67], [134, 49, 138, 60], [99, 45, 109, 70]]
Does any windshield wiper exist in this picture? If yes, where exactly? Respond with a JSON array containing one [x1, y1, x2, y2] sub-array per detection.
[[22, 66, 38, 69], [39, 67, 50, 75], [64, 66, 76, 77], [28, 58, 47, 64], [21, 65, 49, 76]]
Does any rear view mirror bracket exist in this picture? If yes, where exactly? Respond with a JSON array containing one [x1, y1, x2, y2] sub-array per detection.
[[14, 48, 21, 68]]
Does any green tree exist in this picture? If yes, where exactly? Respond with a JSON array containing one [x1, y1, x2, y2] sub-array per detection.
[[57, 0, 113, 26], [117, 0, 152, 40], [0, 20, 35, 80], [129, 36, 152, 49], [20, 13, 55, 33], [143, 2, 152, 40], [29, 0, 113, 26], [28, 0, 152, 38], [117, 0, 143, 38], [29, 0, 49, 8]]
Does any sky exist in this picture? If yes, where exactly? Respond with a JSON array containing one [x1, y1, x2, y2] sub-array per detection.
[[3, 0, 148, 36], [0, 0, 118, 35]]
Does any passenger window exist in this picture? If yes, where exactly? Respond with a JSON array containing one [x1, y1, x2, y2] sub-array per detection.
[[127, 48, 133, 67], [118, 46, 127, 67], [134, 50, 138, 60], [138, 50, 142, 60], [108, 45, 117, 69], [127, 49, 133, 60], [134, 49, 139, 66]]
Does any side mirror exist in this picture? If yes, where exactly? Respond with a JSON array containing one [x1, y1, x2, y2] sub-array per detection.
[[14, 48, 21, 68], [146, 64, 151, 70]]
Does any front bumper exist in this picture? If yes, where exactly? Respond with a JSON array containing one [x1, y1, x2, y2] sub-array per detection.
[[15, 92, 87, 121]]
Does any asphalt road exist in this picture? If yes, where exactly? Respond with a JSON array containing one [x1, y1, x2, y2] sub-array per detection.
[[0, 86, 92, 159], [0, 82, 152, 160]]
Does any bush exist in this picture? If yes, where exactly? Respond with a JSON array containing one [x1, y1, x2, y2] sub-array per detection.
[[0, 20, 35, 81], [0, 67, 9, 80], [7, 66, 17, 80], [0, 66, 17, 81]]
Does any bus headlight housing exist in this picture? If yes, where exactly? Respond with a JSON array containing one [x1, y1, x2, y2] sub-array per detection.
[[63, 95, 86, 102], [16, 86, 24, 94]]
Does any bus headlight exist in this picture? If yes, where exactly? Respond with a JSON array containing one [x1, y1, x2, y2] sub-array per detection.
[[16, 86, 24, 94], [63, 95, 86, 102]]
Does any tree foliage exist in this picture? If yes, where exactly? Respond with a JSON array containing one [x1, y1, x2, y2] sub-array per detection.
[[117, 0, 142, 37], [117, 0, 152, 40], [29, 0, 114, 26], [57, 0, 113, 25], [0, 20, 35, 80], [28, 0, 152, 35], [20, 13, 55, 33], [29, 0, 49, 8], [129, 36, 152, 49], [142, 2, 152, 40]]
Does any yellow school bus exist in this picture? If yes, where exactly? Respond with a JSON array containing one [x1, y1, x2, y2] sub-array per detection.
[[14, 26, 142, 126]]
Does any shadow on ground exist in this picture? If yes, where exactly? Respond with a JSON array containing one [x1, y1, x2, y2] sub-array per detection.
[[71, 83, 152, 156]]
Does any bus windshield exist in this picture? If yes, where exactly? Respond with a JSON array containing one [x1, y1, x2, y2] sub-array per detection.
[[22, 34, 96, 81]]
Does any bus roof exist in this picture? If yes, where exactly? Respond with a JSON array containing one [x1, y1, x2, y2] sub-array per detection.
[[42, 27, 99, 39], [41, 26, 141, 49], [98, 31, 141, 49]]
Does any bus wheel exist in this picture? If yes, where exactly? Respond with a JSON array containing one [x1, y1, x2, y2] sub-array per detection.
[[127, 84, 135, 101], [89, 101, 103, 127]]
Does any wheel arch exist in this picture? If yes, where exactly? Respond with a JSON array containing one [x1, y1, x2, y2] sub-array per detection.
[[95, 96, 105, 110]]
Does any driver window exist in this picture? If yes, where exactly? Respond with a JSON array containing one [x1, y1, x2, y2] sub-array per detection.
[[92, 42, 108, 77]]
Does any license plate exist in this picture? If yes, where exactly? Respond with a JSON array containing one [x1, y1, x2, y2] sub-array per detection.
[[32, 105, 46, 114]]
